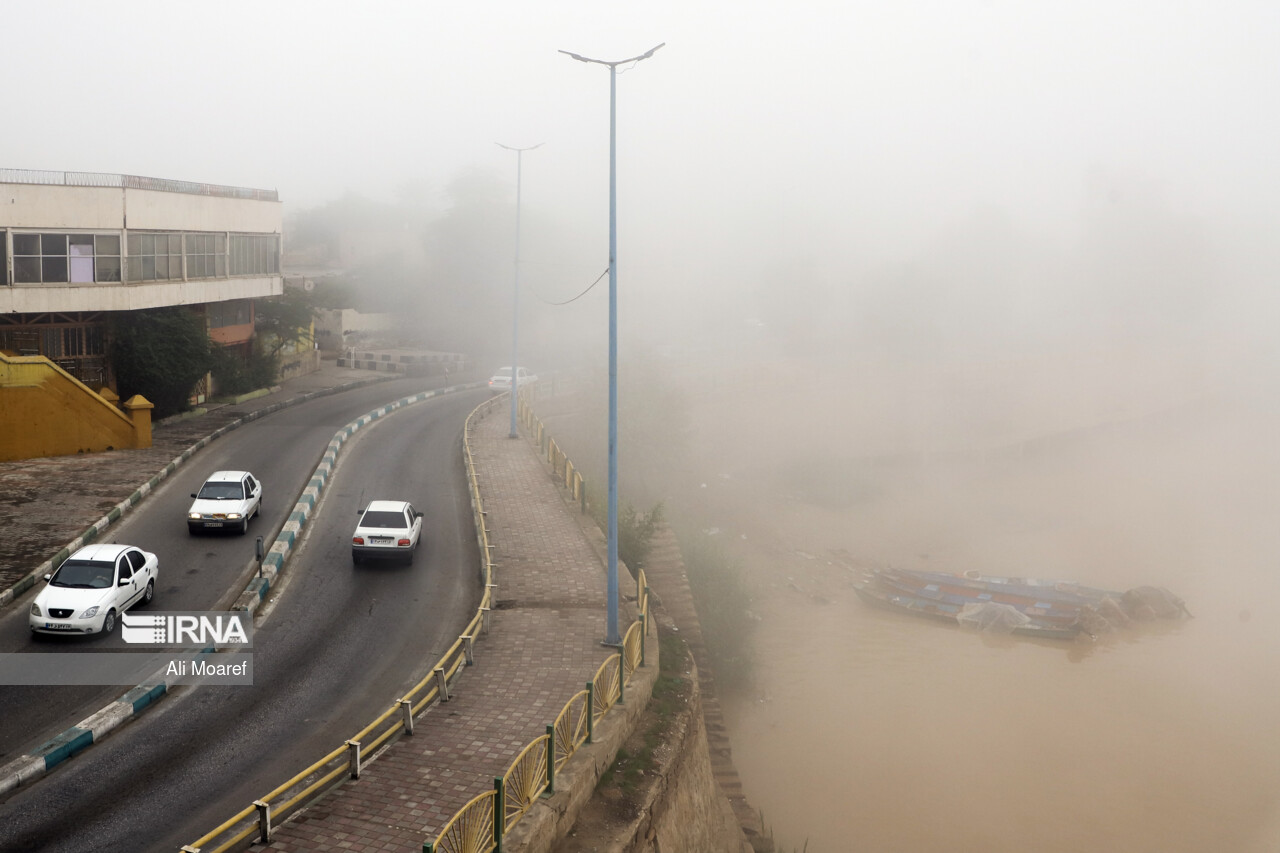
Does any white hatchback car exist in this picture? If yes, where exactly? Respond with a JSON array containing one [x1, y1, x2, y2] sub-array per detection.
[[29, 543, 158, 635], [188, 470, 263, 535], [352, 500, 423, 565], [488, 366, 537, 394]]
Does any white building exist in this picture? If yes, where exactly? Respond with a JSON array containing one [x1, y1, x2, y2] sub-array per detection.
[[1, 169, 283, 391], [314, 307, 396, 354]]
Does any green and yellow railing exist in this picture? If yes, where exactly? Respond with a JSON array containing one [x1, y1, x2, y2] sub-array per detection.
[[425, 567, 649, 853], [519, 395, 587, 514]]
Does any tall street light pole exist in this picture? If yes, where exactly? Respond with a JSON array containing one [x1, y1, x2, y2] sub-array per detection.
[[495, 142, 543, 439], [559, 42, 664, 646]]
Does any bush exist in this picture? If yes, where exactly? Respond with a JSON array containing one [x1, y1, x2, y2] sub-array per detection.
[[109, 308, 215, 419], [619, 501, 664, 573], [211, 346, 278, 396], [587, 491, 664, 578]]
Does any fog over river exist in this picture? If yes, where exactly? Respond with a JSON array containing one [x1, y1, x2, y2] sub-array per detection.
[[682, 354, 1280, 852]]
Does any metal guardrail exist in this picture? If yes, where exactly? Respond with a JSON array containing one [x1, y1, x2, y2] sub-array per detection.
[[521, 394, 588, 513], [425, 580, 650, 853], [0, 168, 278, 202]]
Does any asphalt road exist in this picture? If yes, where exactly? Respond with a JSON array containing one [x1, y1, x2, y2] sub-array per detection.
[[0, 381, 490, 852]]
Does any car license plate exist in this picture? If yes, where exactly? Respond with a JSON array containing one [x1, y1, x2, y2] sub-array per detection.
[[371, 536, 393, 544], [205, 521, 224, 527]]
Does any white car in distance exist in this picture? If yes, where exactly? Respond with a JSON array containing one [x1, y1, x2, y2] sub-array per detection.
[[29, 543, 158, 635], [188, 470, 263, 535], [488, 366, 537, 394], [352, 500, 423, 565]]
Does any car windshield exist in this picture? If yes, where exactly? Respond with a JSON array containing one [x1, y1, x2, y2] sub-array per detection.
[[494, 369, 512, 378], [51, 560, 115, 589], [198, 482, 244, 500], [361, 510, 407, 529]]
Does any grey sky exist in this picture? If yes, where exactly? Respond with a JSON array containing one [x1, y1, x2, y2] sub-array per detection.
[[6, 1, 1279, 358]]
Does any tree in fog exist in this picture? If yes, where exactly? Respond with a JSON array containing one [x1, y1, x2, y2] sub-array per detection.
[[422, 168, 512, 354]]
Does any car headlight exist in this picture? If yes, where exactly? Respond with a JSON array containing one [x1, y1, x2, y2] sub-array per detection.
[[30, 603, 41, 617], [81, 606, 99, 619], [189, 513, 203, 520], [226, 513, 242, 520]]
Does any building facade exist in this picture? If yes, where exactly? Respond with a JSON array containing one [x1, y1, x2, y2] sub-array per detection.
[[1, 169, 283, 393]]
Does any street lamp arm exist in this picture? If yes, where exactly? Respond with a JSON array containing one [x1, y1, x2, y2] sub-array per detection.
[[558, 43, 665, 68], [632, 42, 666, 63]]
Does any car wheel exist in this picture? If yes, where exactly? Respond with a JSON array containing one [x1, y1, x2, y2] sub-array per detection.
[[405, 546, 415, 566], [142, 579, 155, 605], [352, 551, 362, 566], [240, 517, 249, 535], [102, 609, 117, 634]]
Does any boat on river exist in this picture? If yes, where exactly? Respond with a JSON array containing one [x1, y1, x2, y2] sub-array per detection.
[[853, 567, 1188, 640]]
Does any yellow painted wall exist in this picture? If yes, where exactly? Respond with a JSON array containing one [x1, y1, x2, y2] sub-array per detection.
[[0, 355, 150, 462]]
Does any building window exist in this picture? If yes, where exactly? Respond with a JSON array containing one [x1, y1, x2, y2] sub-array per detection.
[[95, 235, 122, 281], [230, 234, 279, 276], [186, 232, 227, 279], [2, 231, 8, 285], [208, 299, 251, 328], [11, 232, 121, 284], [127, 232, 185, 282]]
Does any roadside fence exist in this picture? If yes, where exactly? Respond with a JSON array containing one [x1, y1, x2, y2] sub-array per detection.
[[518, 394, 588, 514], [424, 575, 649, 853]]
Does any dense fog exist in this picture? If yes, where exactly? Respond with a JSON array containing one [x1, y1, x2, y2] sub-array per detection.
[[8, 2, 1280, 382], [7, 1, 1280, 849]]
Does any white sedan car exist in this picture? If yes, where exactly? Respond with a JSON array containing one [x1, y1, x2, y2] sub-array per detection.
[[29, 544, 158, 635], [352, 500, 423, 565], [488, 366, 537, 394], [188, 470, 263, 535]]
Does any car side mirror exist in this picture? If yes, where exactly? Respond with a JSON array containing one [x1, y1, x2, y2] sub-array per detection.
[[118, 578, 129, 587], [43, 574, 52, 582], [191, 493, 198, 499]]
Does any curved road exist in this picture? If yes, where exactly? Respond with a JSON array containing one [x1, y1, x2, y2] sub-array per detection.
[[0, 381, 491, 852], [0, 375, 458, 756]]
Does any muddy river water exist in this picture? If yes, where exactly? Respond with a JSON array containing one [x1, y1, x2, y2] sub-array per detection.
[[540, 354, 1280, 851], [686, 372, 1280, 852]]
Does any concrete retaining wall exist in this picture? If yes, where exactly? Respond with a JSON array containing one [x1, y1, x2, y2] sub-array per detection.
[[600, 659, 754, 853]]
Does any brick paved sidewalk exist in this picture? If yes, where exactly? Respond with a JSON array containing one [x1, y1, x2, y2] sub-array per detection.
[[260, 401, 614, 850]]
